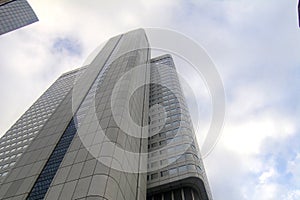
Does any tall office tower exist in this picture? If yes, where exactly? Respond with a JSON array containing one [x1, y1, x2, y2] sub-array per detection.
[[0, 29, 150, 200], [0, 0, 38, 35], [146, 55, 212, 200], [0, 29, 212, 200]]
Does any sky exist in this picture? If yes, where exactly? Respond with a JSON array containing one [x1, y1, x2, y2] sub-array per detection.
[[0, 0, 300, 199]]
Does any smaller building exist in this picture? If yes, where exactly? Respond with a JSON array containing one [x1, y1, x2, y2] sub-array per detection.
[[0, 0, 38, 35]]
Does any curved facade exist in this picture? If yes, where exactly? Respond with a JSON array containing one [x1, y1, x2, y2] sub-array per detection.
[[147, 55, 212, 200]]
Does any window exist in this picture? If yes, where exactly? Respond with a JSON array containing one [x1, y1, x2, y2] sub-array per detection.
[[178, 165, 188, 173], [151, 173, 158, 180], [151, 143, 157, 148], [159, 140, 167, 146], [177, 155, 185, 163], [161, 170, 169, 177], [185, 153, 193, 160], [169, 168, 177, 175], [168, 156, 177, 164], [187, 164, 196, 171]]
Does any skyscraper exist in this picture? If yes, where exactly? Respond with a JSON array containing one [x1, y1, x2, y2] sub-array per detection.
[[147, 55, 212, 200], [0, 0, 38, 35], [0, 29, 212, 200]]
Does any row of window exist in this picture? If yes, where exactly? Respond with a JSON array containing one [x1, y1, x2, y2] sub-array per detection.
[[148, 143, 196, 158], [7, 110, 52, 133], [7, 119, 46, 134], [0, 171, 8, 177], [150, 120, 181, 131], [148, 135, 194, 149], [150, 115, 183, 125], [0, 153, 22, 163], [19, 109, 54, 123], [150, 116, 191, 129], [0, 161, 15, 170], [20, 76, 75, 119], [1, 131, 36, 145], [148, 126, 192, 140], [150, 90, 173, 97], [15, 113, 51, 125], [150, 104, 189, 116], [0, 145, 28, 157], [0, 137, 33, 150], [1, 130, 37, 141], [150, 67, 175, 76], [150, 77, 179, 86], [149, 84, 180, 93], [24, 106, 57, 117], [151, 57, 173, 64], [148, 153, 199, 169], [150, 84, 181, 95], [147, 164, 201, 181], [150, 101, 180, 112]]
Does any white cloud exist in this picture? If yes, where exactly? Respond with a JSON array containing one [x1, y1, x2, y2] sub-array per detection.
[[222, 111, 295, 155], [0, 0, 300, 200]]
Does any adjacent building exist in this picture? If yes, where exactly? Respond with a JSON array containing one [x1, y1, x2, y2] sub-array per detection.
[[147, 55, 212, 200], [0, 29, 212, 200], [0, 0, 38, 35]]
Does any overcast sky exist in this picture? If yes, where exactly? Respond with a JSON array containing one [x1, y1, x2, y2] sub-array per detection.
[[0, 0, 300, 199]]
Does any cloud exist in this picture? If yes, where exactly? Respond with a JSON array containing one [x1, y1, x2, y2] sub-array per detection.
[[0, 0, 299, 200]]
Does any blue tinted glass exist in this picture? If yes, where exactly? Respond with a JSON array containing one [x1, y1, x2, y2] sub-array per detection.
[[27, 119, 77, 200]]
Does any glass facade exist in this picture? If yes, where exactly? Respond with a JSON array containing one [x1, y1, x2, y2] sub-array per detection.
[[0, 29, 212, 200], [0, 0, 38, 35], [27, 119, 78, 200], [146, 55, 212, 200]]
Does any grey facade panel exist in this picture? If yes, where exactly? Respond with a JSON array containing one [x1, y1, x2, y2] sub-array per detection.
[[0, 67, 85, 185], [0, 29, 212, 200], [45, 29, 150, 200]]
